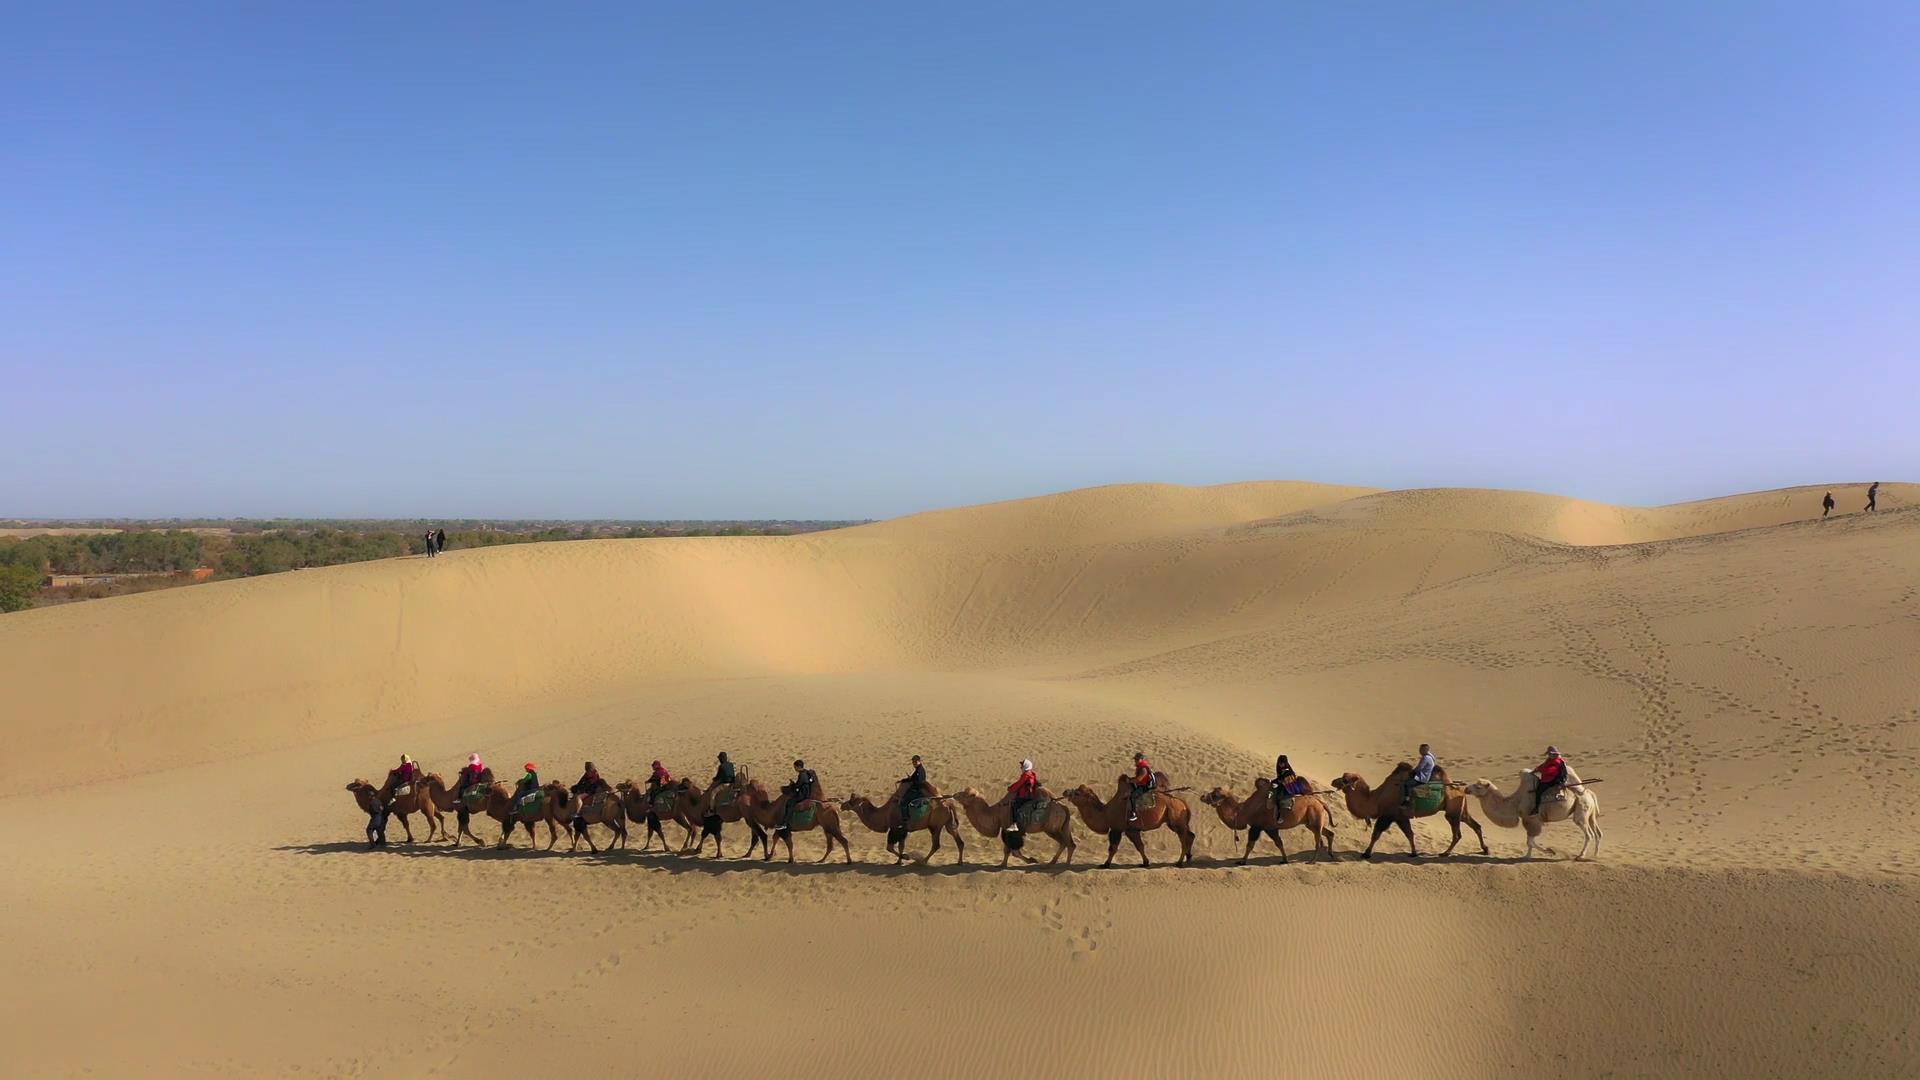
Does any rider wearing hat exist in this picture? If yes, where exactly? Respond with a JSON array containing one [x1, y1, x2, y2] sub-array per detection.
[[1007, 759, 1039, 832], [1531, 746, 1568, 815]]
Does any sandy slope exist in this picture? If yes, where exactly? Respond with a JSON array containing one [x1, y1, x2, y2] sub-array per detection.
[[3, 481, 1917, 1077]]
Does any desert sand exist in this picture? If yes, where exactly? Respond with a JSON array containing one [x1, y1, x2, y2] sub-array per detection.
[[3, 481, 1917, 1077]]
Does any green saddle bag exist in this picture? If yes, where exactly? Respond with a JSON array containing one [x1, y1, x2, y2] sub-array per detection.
[[1409, 782, 1446, 814], [903, 797, 932, 824], [1015, 797, 1051, 829], [786, 801, 818, 829]]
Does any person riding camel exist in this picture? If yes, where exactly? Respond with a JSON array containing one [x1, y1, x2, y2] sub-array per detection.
[[645, 760, 672, 799], [1128, 752, 1155, 823], [512, 762, 540, 808], [385, 754, 418, 808], [570, 761, 610, 821], [1531, 746, 1568, 815], [1273, 754, 1298, 805], [456, 753, 488, 799], [1007, 759, 1039, 833], [1403, 744, 1436, 807], [896, 755, 930, 821], [712, 752, 737, 788], [782, 759, 818, 832]]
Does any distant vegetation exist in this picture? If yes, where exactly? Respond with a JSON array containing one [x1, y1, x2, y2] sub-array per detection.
[[0, 518, 868, 612]]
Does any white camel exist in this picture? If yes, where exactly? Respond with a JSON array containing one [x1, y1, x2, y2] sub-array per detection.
[[1463, 770, 1602, 860]]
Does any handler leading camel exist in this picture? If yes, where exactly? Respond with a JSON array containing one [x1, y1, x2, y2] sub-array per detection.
[[1331, 762, 1487, 860]]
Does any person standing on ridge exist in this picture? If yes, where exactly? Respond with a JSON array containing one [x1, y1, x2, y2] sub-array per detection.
[[1822, 491, 1836, 517], [434, 528, 447, 553], [1866, 482, 1880, 512]]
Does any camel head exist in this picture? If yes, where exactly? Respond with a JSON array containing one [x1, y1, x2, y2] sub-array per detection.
[[1200, 787, 1231, 807], [1331, 773, 1360, 791], [1465, 778, 1494, 797], [614, 780, 637, 796], [1064, 784, 1100, 803], [841, 793, 872, 812], [346, 779, 372, 793]]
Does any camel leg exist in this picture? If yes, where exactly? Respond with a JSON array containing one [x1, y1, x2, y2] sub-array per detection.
[[1102, 829, 1121, 868], [1441, 811, 1464, 857], [838, 826, 852, 864], [950, 822, 965, 865], [1128, 829, 1150, 868], [1464, 809, 1488, 855], [1362, 817, 1392, 860], [1275, 826, 1288, 866], [1396, 817, 1419, 857], [1178, 825, 1194, 866], [394, 812, 414, 844], [1240, 827, 1259, 866]]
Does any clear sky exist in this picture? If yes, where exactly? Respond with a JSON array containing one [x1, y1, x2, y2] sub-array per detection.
[[5, 3, 1916, 519]]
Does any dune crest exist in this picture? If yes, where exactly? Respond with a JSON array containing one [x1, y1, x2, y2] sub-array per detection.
[[4, 479, 1918, 1075]]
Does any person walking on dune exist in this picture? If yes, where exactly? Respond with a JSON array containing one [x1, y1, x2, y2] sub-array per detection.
[[434, 528, 447, 553], [1822, 491, 1835, 517], [1866, 482, 1880, 512]]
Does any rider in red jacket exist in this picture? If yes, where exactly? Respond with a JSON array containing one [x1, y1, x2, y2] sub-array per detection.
[[1127, 752, 1155, 822], [1007, 760, 1039, 833], [1531, 747, 1567, 814]]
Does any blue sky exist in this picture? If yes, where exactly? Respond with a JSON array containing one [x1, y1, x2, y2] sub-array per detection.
[[5, 3, 1916, 518]]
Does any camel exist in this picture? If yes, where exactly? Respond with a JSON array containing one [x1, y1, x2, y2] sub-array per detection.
[[1062, 777, 1196, 868], [1200, 780, 1336, 864], [343, 772, 441, 844], [951, 787, 1076, 867], [840, 792, 966, 865], [419, 771, 489, 846], [345, 781, 391, 847], [1331, 763, 1487, 860], [1464, 771, 1601, 860], [736, 780, 852, 864], [618, 778, 707, 853], [561, 789, 631, 853], [479, 780, 569, 849], [688, 779, 768, 858]]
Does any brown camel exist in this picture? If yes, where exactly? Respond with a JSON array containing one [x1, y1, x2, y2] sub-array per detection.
[[1331, 763, 1487, 860], [951, 787, 1076, 867], [840, 792, 966, 865], [1200, 780, 1336, 864], [418, 772, 489, 846], [1062, 777, 1196, 868], [479, 780, 569, 849], [736, 780, 852, 864], [688, 779, 768, 858], [619, 778, 707, 853], [347, 771, 441, 844], [562, 790, 630, 852]]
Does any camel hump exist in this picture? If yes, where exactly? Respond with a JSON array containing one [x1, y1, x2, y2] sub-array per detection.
[[1152, 770, 1172, 790]]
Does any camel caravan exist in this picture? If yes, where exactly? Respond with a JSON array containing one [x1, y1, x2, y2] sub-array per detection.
[[345, 745, 1601, 867]]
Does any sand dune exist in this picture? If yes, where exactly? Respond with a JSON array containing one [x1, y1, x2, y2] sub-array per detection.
[[4, 481, 1917, 1076]]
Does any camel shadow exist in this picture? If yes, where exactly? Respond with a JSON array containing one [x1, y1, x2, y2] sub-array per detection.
[[275, 840, 572, 860]]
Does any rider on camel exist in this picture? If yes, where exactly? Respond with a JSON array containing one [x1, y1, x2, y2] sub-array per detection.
[[1273, 754, 1298, 805], [645, 760, 672, 800], [512, 762, 540, 807], [456, 753, 488, 799], [1127, 752, 1155, 823], [1007, 759, 1039, 833], [712, 752, 737, 788], [896, 755, 929, 820], [570, 761, 611, 822], [385, 754, 418, 808], [782, 760, 818, 832], [1402, 744, 1436, 807], [1531, 746, 1568, 815]]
